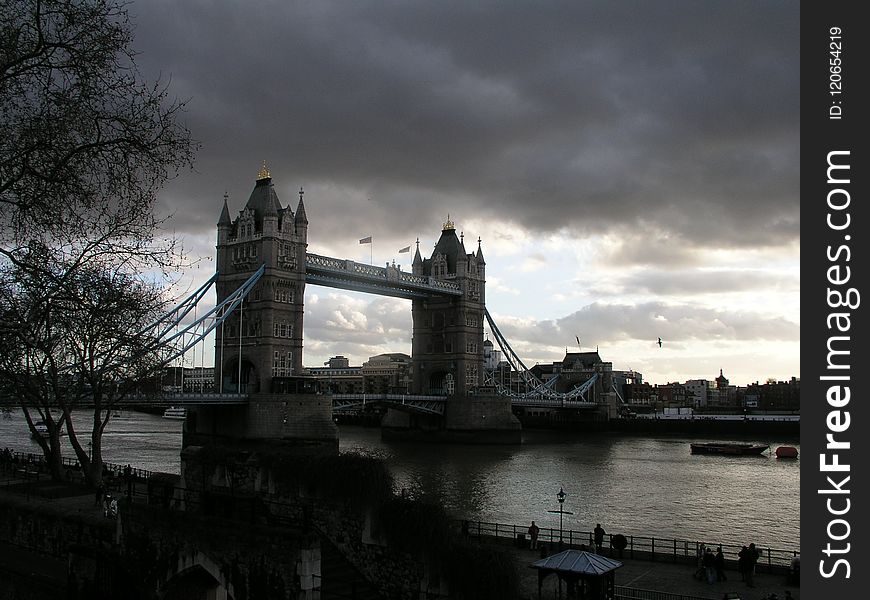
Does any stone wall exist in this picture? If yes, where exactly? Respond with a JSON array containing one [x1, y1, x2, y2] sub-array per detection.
[[186, 393, 338, 449], [0, 489, 320, 600], [179, 446, 448, 599]]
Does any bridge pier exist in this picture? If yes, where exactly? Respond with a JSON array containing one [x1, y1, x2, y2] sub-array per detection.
[[381, 394, 521, 444], [183, 392, 338, 452]]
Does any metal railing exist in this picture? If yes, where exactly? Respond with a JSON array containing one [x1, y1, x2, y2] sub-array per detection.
[[1, 451, 153, 483], [615, 588, 718, 600], [456, 520, 799, 573]]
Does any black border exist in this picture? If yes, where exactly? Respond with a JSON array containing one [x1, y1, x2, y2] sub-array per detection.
[[801, 2, 868, 596]]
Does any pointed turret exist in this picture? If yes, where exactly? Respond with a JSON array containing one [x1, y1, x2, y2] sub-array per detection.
[[476, 236, 486, 265], [243, 161, 284, 226], [294, 186, 308, 240], [217, 193, 231, 226], [217, 192, 232, 251], [429, 215, 464, 274], [412, 238, 423, 275]]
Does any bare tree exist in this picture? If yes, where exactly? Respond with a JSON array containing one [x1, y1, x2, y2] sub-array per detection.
[[1, 0, 195, 238], [0, 0, 196, 484], [0, 244, 166, 483]]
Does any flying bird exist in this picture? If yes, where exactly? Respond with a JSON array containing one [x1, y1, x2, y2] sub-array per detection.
[[657, 337, 662, 348]]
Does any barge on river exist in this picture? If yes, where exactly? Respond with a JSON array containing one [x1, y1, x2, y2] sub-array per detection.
[[690, 442, 769, 455]]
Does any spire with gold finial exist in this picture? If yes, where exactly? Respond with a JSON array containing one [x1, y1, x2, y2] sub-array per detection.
[[442, 213, 455, 231], [256, 160, 271, 181]]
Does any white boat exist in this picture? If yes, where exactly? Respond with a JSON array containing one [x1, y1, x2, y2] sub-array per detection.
[[162, 406, 187, 420], [31, 419, 63, 438]]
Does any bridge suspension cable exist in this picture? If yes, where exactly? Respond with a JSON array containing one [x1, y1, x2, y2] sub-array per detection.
[[484, 308, 601, 402], [141, 265, 265, 371]]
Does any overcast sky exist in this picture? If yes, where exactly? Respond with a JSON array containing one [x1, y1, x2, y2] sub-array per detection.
[[132, 0, 799, 386]]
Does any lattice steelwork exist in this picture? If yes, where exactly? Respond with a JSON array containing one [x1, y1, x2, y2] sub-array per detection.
[[143, 265, 265, 370], [484, 308, 600, 403], [305, 252, 462, 300]]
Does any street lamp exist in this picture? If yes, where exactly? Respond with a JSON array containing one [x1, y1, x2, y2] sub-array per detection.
[[548, 486, 574, 549]]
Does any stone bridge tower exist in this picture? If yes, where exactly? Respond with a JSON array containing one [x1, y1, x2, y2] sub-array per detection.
[[185, 164, 336, 451], [409, 217, 486, 397], [383, 216, 520, 442], [214, 163, 307, 393]]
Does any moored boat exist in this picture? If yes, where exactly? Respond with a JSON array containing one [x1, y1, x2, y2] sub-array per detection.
[[162, 406, 187, 420], [690, 442, 769, 455], [31, 419, 64, 439], [33, 421, 49, 438]]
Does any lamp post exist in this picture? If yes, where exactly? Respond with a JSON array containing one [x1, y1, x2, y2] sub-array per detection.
[[548, 486, 574, 550]]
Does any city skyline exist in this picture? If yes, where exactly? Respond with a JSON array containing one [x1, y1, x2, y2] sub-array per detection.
[[131, 1, 799, 386]]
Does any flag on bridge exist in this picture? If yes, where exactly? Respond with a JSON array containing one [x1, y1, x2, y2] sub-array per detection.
[[398, 245, 411, 253], [359, 236, 372, 244]]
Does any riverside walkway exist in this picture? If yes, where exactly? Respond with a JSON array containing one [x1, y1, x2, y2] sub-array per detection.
[[0, 460, 799, 600], [495, 536, 799, 600]]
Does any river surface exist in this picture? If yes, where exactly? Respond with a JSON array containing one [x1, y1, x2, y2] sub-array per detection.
[[0, 410, 799, 551]]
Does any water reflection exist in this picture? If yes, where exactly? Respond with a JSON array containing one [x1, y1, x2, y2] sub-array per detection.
[[340, 426, 800, 550]]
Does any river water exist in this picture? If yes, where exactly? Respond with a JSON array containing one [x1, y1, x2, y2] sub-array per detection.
[[0, 410, 799, 551]]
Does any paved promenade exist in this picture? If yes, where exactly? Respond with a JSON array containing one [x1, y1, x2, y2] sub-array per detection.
[[504, 540, 800, 600], [0, 471, 799, 599]]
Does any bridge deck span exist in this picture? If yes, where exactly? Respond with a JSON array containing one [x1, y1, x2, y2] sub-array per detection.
[[305, 253, 462, 299]]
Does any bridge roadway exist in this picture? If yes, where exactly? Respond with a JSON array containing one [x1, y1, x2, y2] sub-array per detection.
[[304, 252, 463, 300], [332, 393, 447, 415], [4, 391, 598, 411]]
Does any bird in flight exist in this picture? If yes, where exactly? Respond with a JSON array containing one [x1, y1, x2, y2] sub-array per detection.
[[657, 337, 662, 348]]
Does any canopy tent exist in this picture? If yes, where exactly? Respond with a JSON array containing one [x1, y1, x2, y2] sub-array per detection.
[[530, 550, 623, 599]]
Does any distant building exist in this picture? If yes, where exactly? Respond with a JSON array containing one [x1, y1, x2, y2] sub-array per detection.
[[305, 356, 363, 394], [483, 338, 501, 371], [713, 369, 738, 408], [304, 353, 414, 394], [622, 381, 654, 406], [362, 353, 412, 394], [684, 379, 712, 408], [160, 366, 215, 393], [745, 377, 800, 411], [184, 367, 215, 393], [656, 382, 688, 407], [611, 370, 643, 404]]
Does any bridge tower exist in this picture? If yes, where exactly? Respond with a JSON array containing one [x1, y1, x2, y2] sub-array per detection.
[[214, 163, 306, 392], [185, 164, 337, 451], [383, 217, 520, 442], [409, 217, 486, 396]]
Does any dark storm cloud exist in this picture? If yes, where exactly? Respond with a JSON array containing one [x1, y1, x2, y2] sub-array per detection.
[[133, 0, 798, 251]]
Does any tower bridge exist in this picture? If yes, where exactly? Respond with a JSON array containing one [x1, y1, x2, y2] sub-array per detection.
[[137, 165, 619, 446], [192, 163, 523, 445], [4, 165, 620, 441]]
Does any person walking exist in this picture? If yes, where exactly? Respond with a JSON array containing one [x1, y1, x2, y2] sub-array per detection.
[[528, 521, 540, 550], [94, 483, 105, 507], [748, 542, 760, 587], [594, 523, 606, 553], [739, 545, 757, 587], [703, 547, 716, 584], [715, 546, 727, 582], [124, 464, 133, 499], [737, 545, 749, 582], [694, 543, 707, 580]]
